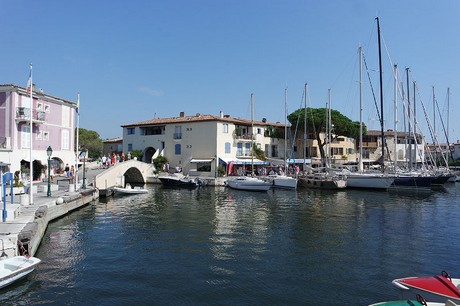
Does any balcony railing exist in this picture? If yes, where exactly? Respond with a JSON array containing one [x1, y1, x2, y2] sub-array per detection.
[[173, 133, 182, 139], [16, 107, 46, 124], [233, 133, 254, 140]]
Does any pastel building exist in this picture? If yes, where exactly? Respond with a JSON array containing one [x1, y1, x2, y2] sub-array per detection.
[[0, 84, 78, 180], [121, 112, 286, 176]]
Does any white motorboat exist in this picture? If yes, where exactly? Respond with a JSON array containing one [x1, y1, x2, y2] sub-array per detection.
[[226, 177, 271, 191], [113, 184, 148, 195], [0, 256, 41, 289]]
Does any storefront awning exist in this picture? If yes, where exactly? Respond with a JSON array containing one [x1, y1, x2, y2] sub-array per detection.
[[220, 157, 268, 165], [190, 158, 214, 163], [286, 158, 312, 164]]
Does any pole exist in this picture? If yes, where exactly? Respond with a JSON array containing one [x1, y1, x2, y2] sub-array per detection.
[[29, 64, 34, 204], [47, 155, 51, 197], [82, 150, 86, 189], [75, 93, 80, 191]]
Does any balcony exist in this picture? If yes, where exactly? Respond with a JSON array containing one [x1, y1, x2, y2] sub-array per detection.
[[233, 133, 254, 141], [16, 107, 46, 124]]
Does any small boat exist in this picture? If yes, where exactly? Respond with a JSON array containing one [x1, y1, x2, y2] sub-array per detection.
[[226, 176, 271, 191], [369, 294, 458, 306], [392, 271, 460, 304], [0, 256, 41, 289], [113, 184, 148, 195], [158, 174, 199, 188]]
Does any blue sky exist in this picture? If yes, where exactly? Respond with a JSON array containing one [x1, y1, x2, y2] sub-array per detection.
[[1, 0, 459, 143]]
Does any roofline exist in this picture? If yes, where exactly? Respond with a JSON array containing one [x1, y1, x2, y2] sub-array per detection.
[[0, 84, 77, 106], [121, 114, 286, 128]]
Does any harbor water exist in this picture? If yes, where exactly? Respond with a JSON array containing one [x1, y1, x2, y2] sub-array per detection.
[[2, 184, 460, 305]]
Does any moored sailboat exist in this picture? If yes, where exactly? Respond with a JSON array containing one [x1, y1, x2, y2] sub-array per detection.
[[226, 93, 272, 192]]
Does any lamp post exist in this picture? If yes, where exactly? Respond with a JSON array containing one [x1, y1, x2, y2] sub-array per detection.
[[82, 149, 87, 189], [46, 146, 53, 197]]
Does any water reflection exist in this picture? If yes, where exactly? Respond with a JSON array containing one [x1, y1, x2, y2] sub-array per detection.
[[2, 183, 458, 305]]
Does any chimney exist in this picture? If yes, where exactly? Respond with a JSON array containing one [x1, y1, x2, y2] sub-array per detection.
[[220, 111, 223, 118], [179, 111, 185, 117]]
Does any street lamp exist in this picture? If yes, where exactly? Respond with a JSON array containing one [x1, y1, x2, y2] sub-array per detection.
[[46, 146, 53, 197], [82, 148, 87, 189]]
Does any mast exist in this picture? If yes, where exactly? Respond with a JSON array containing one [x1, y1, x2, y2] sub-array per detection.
[[406, 68, 412, 171], [251, 93, 254, 176], [413, 81, 417, 167], [327, 89, 332, 168], [393, 64, 398, 171], [284, 88, 288, 172], [358, 47, 363, 173], [376, 17, 385, 173], [447, 87, 450, 163], [433, 86, 436, 139], [304, 83, 307, 172]]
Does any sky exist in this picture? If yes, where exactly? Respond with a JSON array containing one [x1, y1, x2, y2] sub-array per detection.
[[1, 0, 459, 143]]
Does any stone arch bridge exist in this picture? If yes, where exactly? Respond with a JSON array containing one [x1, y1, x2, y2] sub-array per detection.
[[94, 160, 156, 190]]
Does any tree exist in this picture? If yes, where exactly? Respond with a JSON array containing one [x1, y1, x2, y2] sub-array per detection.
[[287, 107, 366, 165], [76, 128, 103, 159]]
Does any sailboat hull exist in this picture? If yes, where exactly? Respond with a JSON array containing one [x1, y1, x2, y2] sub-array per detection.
[[346, 174, 394, 190]]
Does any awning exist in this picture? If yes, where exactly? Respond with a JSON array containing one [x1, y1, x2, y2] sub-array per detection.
[[286, 158, 312, 164], [220, 157, 268, 165], [190, 158, 214, 163]]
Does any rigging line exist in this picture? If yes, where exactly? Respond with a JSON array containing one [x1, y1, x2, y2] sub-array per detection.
[[362, 52, 382, 125], [416, 85, 448, 168], [434, 91, 452, 161]]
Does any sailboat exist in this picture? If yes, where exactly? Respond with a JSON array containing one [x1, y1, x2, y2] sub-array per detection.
[[344, 28, 394, 190], [297, 85, 347, 189], [266, 88, 298, 190], [226, 93, 272, 192]]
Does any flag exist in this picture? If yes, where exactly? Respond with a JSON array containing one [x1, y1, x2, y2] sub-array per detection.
[[76, 93, 80, 114], [26, 64, 32, 95]]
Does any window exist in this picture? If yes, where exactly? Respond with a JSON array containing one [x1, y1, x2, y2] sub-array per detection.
[[44, 104, 50, 113], [61, 130, 70, 150], [127, 128, 135, 135], [128, 143, 133, 151], [237, 143, 243, 156], [245, 143, 251, 156], [21, 125, 30, 149], [175, 144, 181, 155], [43, 131, 49, 141], [174, 126, 182, 139], [223, 124, 229, 133], [257, 128, 262, 134], [37, 102, 43, 111], [225, 142, 231, 153]]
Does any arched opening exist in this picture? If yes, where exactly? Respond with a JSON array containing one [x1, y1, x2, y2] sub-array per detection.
[[51, 157, 64, 173], [20, 159, 44, 181], [124, 167, 145, 186], [143, 147, 156, 163]]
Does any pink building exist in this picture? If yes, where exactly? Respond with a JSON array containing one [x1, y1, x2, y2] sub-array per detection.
[[0, 84, 77, 181]]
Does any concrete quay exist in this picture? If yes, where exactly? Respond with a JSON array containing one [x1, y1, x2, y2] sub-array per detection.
[[0, 183, 98, 258]]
